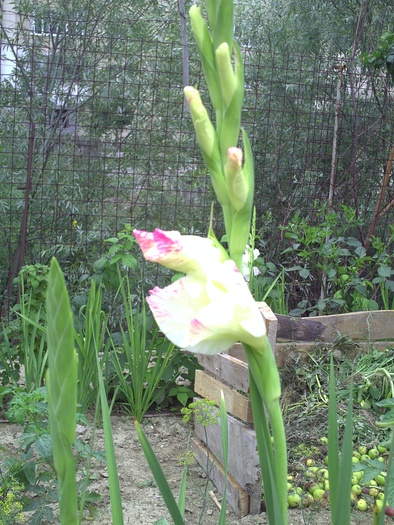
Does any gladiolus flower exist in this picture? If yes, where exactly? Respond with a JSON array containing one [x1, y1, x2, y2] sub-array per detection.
[[133, 228, 226, 277], [133, 229, 266, 354]]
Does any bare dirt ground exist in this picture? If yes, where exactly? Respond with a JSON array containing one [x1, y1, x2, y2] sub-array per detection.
[[86, 414, 373, 525], [0, 413, 375, 525]]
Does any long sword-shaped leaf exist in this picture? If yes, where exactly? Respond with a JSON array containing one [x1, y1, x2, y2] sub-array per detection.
[[329, 355, 353, 525], [218, 391, 228, 525], [135, 420, 185, 525], [249, 372, 285, 525], [328, 356, 340, 521], [96, 353, 125, 525], [46, 258, 78, 525], [334, 384, 353, 525], [177, 433, 190, 518]]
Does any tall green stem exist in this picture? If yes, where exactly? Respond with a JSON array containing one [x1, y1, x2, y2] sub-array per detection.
[[243, 342, 288, 525]]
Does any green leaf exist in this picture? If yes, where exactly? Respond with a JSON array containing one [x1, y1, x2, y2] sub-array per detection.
[[378, 265, 392, 278], [353, 459, 384, 484], [93, 257, 108, 271], [135, 420, 185, 525], [46, 257, 78, 525], [97, 351, 124, 525], [35, 433, 53, 459], [120, 254, 137, 268]]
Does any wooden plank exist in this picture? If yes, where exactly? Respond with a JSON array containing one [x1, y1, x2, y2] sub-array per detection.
[[191, 437, 251, 517], [194, 408, 260, 489], [194, 369, 253, 423], [194, 407, 261, 513], [256, 301, 278, 351], [197, 351, 249, 392], [276, 311, 394, 343]]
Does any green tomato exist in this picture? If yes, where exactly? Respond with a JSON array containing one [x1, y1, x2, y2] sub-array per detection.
[[318, 468, 329, 480], [357, 498, 368, 511], [375, 474, 386, 486], [301, 492, 314, 507], [368, 448, 379, 459], [353, 470, 364, 482], [313, 488, 325, 500], [288, 493, 301, 508], [307, 482, 319, 495], [352, 484, 362, 495]]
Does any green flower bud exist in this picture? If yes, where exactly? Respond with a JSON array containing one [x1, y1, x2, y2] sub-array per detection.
[[189, 5, 221, 110], [184, 86, 229, 207], [216, 42, 237, 107], [224, 147, 248, 211], [184, 86, 219, 161]]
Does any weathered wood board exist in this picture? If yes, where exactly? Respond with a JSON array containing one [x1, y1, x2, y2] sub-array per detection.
[[194, 407, 261, 513], [191, 437, 251, 517], [194, 369, 253, 423], [197, 347, 249, 392], [276, 310, 394, 343]]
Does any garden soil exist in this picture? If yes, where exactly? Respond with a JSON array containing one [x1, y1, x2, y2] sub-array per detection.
[[2, 412, 374, 525]]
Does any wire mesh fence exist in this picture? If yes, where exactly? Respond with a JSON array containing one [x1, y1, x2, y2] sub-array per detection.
[[1, 3, 393, 314]]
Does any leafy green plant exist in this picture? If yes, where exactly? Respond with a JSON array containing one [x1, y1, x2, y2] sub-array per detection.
[[0, 322, 21, 386], [0, 472, 25, 525], [13, 264, 49, 309], [3, 264, 50, 392], [360, 31, 394, 81], [245, 208, 288, 313], [181, 399, 220, 525], [152, 350, 201, 410], [74, 280, 110, 413], [18, 299, 47, 392], [280, 204, 394, 315], [92, 224, 138, 291], [109, 273, 179, 422], [2, 384, 100, 524]]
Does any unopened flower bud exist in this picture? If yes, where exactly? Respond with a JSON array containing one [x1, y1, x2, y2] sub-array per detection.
[[184, 86, 219, 162], [224, 147, 248, 211], [215, 42, 237, 106]]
